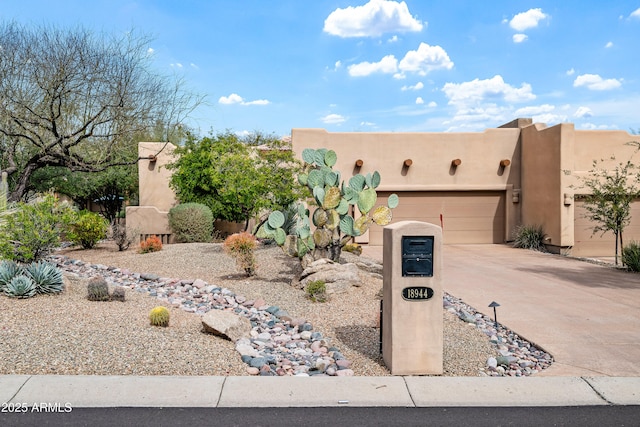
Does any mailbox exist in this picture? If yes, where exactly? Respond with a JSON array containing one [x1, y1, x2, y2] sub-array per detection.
[[401, 236, 433, 277]]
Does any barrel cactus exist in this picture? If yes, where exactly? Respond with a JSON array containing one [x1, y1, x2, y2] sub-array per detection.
[[87, 276, 110, 301], [5, 275, 37, 298], [149, 306, 170, 327], [260, 148, 398, 264], [111, 286, 126, 302], [25, 261, 65, 294]]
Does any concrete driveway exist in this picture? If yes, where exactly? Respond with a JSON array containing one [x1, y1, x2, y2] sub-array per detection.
[[363, 244, 640, 377]]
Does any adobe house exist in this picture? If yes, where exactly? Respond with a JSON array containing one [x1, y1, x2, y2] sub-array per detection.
[[128, 118, 639, 258], [292, 119, 640, 258]]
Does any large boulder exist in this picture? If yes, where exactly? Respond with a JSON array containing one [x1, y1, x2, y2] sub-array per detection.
[[299, 260, 361, 295], [202, 309, 251, 342]]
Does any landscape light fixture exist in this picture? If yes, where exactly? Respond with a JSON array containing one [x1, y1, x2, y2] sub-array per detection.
[[488, 301, 500, 325]]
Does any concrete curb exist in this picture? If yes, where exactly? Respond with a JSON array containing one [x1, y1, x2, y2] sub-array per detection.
[[3, 375, 640, 408]]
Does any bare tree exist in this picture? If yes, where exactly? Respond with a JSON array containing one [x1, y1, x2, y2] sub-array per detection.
[[0, 22, 204, 201]]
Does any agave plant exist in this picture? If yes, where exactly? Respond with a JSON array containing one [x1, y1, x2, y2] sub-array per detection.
[[5, 274, 37, 298], [260, 148, 398, 263], [0, 259, 24, 292], [25, 261, 65, 294]]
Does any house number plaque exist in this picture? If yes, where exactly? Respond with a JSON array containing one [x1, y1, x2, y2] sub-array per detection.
[[402, 286, 434, 301]]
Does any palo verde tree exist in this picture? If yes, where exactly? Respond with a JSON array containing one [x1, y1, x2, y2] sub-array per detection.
[[577, 143, 640, 265], [168, 131, 306, 230], [0, 22, 203, 202]]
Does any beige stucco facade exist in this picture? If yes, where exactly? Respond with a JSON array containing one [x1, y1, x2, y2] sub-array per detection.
[[128, 119, 639, 258], [291, 119, 640, 257]]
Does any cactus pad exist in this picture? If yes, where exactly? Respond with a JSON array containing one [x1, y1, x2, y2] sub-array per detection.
[[323, 187, 341, 209], [313, 208, 328, 227], [357, 188, 377, 214], [372, 205, 393, 225], [387, 193, 399, 209]]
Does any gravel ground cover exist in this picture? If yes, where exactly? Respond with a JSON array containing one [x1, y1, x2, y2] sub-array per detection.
[[0, 241, 499, 376]]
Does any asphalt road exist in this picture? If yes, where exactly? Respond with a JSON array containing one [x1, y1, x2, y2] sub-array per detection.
[[2, 406, 640, 427]]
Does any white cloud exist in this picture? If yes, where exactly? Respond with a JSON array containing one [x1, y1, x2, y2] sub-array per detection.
[[605, 41, 613, 48], [244, 99, 270, 105], [514, 104, 555, 116], [397, 43, 454, 77], [147, 47, 155, 55], [218, 93, 271, 105], [360, 121, 376, 126], [401, 81, 424, 91], [509, 8, 549, 32], [415, 97, 424, 104], [566, 68, 575, 76], [630, 8, 640, 19], [190, 63, 199, 69], [348, 54, 398, 76], [513, 34, 528, 43], [324, 0, 424, 38], [442, 75, 536, 108], [428, 101, 437, 107], [335, 60, 342, 70], [321, 114, 346, 124], [574, 106, 593, 118], [388, 35, 399, 43], [171, 63, 183, 68], [532, 113, 568, 125], [573, 73, 622, 90], [219, 93, 244, 104]]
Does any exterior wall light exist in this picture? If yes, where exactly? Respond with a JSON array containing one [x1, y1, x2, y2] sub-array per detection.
[[564, 193, 573, 206]]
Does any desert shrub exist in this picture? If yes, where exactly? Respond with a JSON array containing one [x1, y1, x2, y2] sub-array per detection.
[[108, 221, 139, 251], [0, 260, 23, 292], [149, 306, 170, 327], [139, 235, 163, 253], [4, 275, 37, 298], [24, 261, 65, 294], [223, 232, 258, 276], [67, 210, 109, 249], [168, 203, 213, 243], [306, 280, 328, 302], [0, 193, 75, 263], [512, 224, 547, 252], [622, 241, 640, 272], [87, 276, 110, 301]]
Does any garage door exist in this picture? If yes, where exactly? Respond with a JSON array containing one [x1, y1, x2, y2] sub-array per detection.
[[369, 191, 506, 245], [573, 199, 640, 258]]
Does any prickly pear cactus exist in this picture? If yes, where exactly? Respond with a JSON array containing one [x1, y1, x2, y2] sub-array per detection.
[[260, 148, 398, 264]]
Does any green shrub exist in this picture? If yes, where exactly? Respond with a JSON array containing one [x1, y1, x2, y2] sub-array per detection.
[[67, 211, 109, 249], [306, 280, 328, 302], [0, 193, 75, 263], [149, 306, 170, 327], [168, 203, 213, 243], [512, 224, 547, 252], [622, 241, 640, 272], [5, 275, 37, 299]]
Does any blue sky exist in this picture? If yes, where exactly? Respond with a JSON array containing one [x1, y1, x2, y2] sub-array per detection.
[[2, 1, 639, 137]]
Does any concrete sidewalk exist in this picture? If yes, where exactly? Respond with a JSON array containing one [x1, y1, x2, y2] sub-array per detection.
[[2, 375, 639, 407]]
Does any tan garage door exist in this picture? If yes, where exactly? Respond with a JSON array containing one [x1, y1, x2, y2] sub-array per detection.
[[573, 199, 640, 258], [369, 191, 506, 245]]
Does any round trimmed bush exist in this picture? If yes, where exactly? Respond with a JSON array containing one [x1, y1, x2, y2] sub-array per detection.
[[168, 203, 214, 243]]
